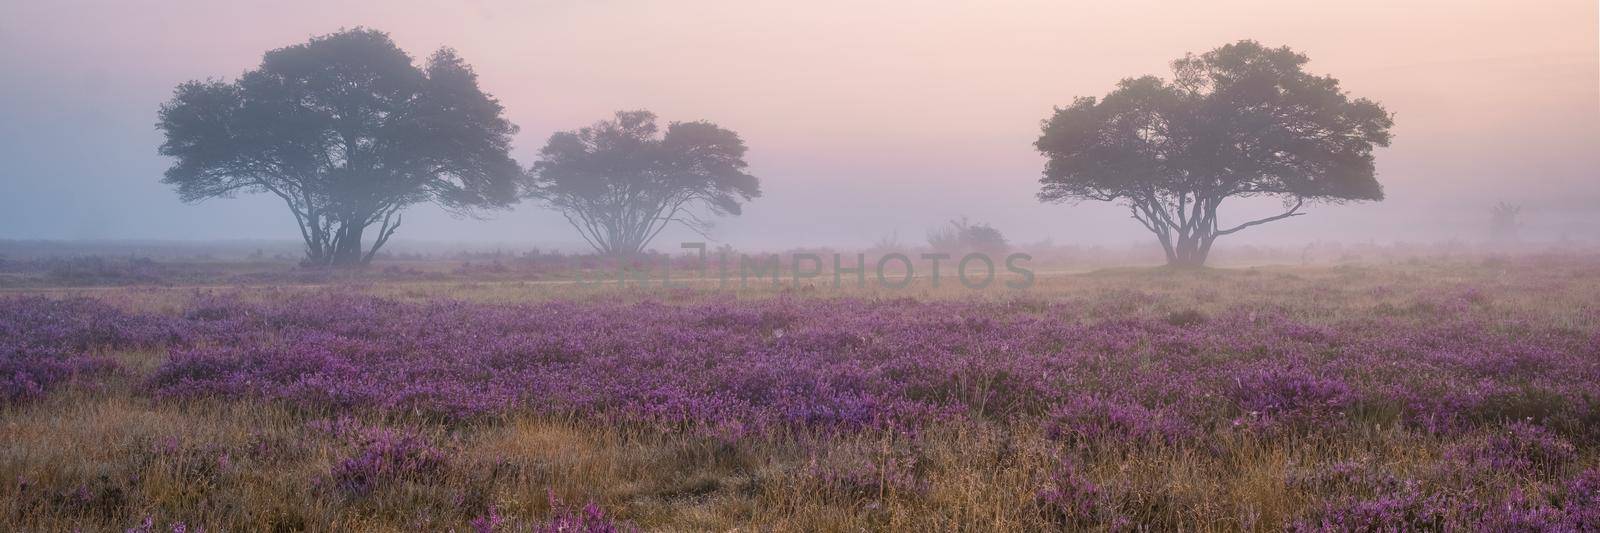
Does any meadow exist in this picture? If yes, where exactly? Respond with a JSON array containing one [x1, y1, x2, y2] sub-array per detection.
[[3, 253, 1599, 531]]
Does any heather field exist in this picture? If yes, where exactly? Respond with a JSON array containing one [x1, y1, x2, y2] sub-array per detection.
[[4, 255, 1600, 531]]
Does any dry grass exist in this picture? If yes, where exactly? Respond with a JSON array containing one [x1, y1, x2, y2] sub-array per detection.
[[1, 378, 1484, 531], [3, 256, 1598, 530]]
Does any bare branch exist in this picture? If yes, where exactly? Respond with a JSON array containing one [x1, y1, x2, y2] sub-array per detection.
[[1214, 197, 1305, 237]]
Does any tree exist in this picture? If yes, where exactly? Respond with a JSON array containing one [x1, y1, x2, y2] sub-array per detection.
[[529, 110, 760, 256], [1035, 40, 1393, 267], [927, 217, 1009, 254], [1489, 202, 1523, 242], [157, 28, 523, 266]]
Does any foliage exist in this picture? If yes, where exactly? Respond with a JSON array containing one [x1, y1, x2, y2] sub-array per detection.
[[1035, 40, 1393, 267], [528, 110, 760, 256], [1490, 202, 1523, 242], [156, 28, 523, 266], [926, 217, 1008, 254]]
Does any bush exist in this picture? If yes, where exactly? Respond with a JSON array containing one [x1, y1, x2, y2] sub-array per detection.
[[927, 217, 1008, 254]]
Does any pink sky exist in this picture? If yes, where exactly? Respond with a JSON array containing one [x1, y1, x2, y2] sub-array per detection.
[[1, 0, 1596, 247]]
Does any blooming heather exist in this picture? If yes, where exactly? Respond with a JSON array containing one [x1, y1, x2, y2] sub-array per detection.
[[137, 292, 1600, 441], [1, 297, 175, 403], [7, 284, 1600, 529]]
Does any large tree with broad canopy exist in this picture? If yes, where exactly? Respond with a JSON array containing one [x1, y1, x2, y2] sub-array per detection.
[[156, 28, 523, 266], [529, 110, 760, 256], [1035, 40, 1394, 267]]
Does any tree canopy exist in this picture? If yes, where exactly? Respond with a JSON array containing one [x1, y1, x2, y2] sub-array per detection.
[[529, 110, 760, 256], [1035, 40, 1393, 267], [157, 28, 522, 266]]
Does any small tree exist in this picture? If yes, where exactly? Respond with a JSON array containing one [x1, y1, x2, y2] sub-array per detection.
[[1035, 40, 1393, 267], [1489, 202, 1522, 242], [927, 217, 1009, 254], [529, 110, 760, 256], [157, 28, 523, 266]]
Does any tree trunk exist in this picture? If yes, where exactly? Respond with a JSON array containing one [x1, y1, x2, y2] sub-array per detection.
[[1168, 248, 1210, 268], [334, 223, 366, 266], [293, 208, 400, 268], [301, 221, 369, 268], [300, 219, 335, 267], [1165, 231, 1213, 268]]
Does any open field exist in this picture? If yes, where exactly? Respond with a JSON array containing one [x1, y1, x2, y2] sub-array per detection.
[[3, 254, 1600, 531], [5, 0, 1597, 530]]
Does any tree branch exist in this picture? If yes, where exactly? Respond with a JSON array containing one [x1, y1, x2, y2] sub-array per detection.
[[362, 208, 402, 264], [1214, 196, 1304, 237]]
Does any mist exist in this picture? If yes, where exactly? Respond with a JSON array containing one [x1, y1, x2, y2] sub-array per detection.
[[2, 0, 1596, 253]]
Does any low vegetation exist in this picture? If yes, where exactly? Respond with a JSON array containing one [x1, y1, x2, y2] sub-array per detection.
[[3, 255, 1598, 530]]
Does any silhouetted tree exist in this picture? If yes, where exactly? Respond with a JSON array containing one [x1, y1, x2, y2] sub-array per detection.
[[1035, 40, 1393, 267], [529, 110, 760, 256], [157, 28, 522, 266], [1489, 202, 1522, 242], [927, 217, 1008, 254]]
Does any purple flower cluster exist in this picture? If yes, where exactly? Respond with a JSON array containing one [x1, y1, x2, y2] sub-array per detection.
[[1035, 457, 1117, 528], [1293, 471, 1600, 532], [1, 297, 175, 403], [532, 495, 636, 533], [137, 292, 1600, 442], [1043, 393, 1192, 446], [6, 285, 1600, 529], [1228, 365, 1355, 431], [1442, 421, 1576, 477], [326, 424, 450, 497], [1284, 425, 1600, 530], [1291, 484, 1451, 532]]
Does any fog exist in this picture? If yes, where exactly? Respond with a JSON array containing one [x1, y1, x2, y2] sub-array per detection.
[[1, 0, 1596, 252]]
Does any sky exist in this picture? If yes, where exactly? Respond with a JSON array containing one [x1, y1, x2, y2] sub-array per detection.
[[1, 0, 1596, 252]]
